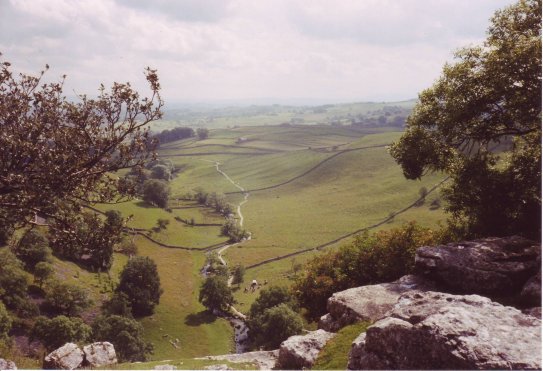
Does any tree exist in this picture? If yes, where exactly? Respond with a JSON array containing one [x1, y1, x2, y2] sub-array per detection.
[[231, 264, 245, 286], [142, 179, 170, 208], [118, 257, 162, 316], [221, 219, 248, 243], [197, 127, 209, 140], [101, 292, 133, 318], [92, 314, 153, 362], [248, 303, 303, 349], [155, 218, 170, 231], [389, 0, 541, 240], [49, 211, 123, 271], [150, 164, 171, 181], [0, 302, 12, 340], [45, 281, 92, 316], [248, 286, 297, 320], [31, 315, 91, 351], [198, 276, 234, 312], [0, 57, 162, 234], [33, 262, 54, 288], [0, 249, 30, 311], [13, 229, 51, 270]]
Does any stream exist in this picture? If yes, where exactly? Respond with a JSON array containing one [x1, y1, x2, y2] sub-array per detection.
[[199, 159, 251, 353]]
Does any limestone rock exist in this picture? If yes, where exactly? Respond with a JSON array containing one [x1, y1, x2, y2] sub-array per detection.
[[82, 342, 117, 368], [0, 358, 17, 369], [203, 364, 232, 370], [319, 275, 435, 331], [44, 343, 84, 370], [348, 291, 542, 370], [276, 329, 335, 369], [154, 365, 177, 370], [415, 236, 540, 297], [521, 271, 541, 306], [198, 350, 278, 370]]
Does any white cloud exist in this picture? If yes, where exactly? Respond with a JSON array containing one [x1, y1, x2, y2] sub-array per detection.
[[0, 0, 516, 104]]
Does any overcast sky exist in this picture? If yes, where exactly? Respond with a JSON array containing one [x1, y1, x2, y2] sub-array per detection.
[[0, 0, 515, 106]]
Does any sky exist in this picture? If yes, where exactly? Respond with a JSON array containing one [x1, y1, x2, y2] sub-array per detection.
[[0, 0, 516, 106]]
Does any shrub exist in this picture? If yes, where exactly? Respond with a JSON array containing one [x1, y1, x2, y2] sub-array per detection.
[[0, 302, 12, 340], [0, 249, 30, 312], [292, 222, 441, 319], [45, 281, 92, 316], [33, 262, 54, 288], [13, 230, 51, 270], [92, 315, 153, 362], [31, 315, 91, 351], [249, 303, 303, 349], [198, 276, 234, 312], [142, 179, 170, 208]]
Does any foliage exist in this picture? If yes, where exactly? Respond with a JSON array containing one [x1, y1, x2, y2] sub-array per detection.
[[153, 127, 194, 146], [143, 179, 170, 208], [389, 0, 541, 240], [118, 239, 138, 256], [49, 210, 123, 271], [198, 276, 234, 312], [156, 218, 170, 230], [92, 314, 153, 362], [118, 256, 163, 316], [248, 303, 303, 349], [45, 281, 91, 316], [101, 292, 133, 318], [31, 315, 91, 351], [293, 222, 441, 319], [33, 261, 54, 288], [231, 264, 245, 286], [0, 301, 12, 340], [0, 249, 30, 312], [13, 229, 51, 270], [247, 286, 301, 349], [197, 128, 209, 140], [312, 322, 370, 370], [151, 165, 172, 181], [0, 57, 162, 234], [221, 219, 249, 243]]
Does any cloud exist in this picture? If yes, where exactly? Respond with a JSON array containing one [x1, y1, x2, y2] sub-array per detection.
[[0, 0, 516, 103]]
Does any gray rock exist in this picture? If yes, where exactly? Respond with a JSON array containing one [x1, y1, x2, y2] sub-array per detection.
[[415, 236, 540, 297], [276, 329, 335, 369], [198, 350, 278, 370], [82, 342, 117, 368], [0, 358, 17, 369], [44, 343, 84, 370], [319, 275, 435, 331], [521, 271, 541, 306], [348, 291, 542, 370], [203, 364, 232, 370], [154, 365, 178, 370]]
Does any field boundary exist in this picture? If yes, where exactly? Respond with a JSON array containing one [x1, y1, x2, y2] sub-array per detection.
[[245, 176, 449, 270]]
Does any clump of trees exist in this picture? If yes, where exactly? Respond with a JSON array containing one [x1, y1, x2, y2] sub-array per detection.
[[197, 127, 209, 140], [247, 286, 303, 349], [199, 275, 234, 312], [292, 222, 443, 319], [44, 281, 92, 317], [117, 256, 163, 316], [143, 179, 170, 208], [12, 229, 51, 270], [153, 127, 194, 146], [31, 315, 91, 351], [221, 219, 249, 243], [192, 188, 234, 217], [389, 0, 541, 240]]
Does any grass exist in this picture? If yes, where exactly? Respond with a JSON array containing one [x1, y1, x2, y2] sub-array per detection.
[[312, 322, 371, 370], [106, 358, 255, 370]]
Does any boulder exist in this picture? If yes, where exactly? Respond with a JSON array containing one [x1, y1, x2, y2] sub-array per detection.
[[82, 342, 117, 368], [348, 291, 542, 370], [415, 236, 540, 298], [0, 359, 17, 369], [44, 343, 84, 370], [319, 275, 435, 331], [276, 329, 335, 369]]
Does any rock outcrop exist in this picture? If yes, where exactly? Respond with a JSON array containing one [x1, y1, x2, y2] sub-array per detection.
[[276, 329, 335, 369], [0, 359, 17, 370], [82, 342, 117, 368], [198, 350, 278, 370], [44, 343, 85, 370], [415, 236, 540, 299], [348, 291, 542, 370], [319, 275, 435, 331], [154, 365, 178, 370]]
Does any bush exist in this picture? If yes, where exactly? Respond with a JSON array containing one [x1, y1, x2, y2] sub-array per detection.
[[0, 249, 30, 312], [31, 315, 91, 351], [292, 222, 442, 319], [231, 265, 245, 286], [249, 303, 303, 349], [33, 262, 54, 288], [0, 302, 12, 340], [118, 257, 162, 316], [197, 127, 209, 140], [92, 315, 153, 362], [221, 219, 248, 243], [101, 292, 133, 317], [45, 281, 92, 316], [13, 230, 51, 270], [199, 276, 234, 312]]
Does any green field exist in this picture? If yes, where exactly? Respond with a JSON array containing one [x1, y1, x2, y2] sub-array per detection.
[[84, 122, 445, 361]]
